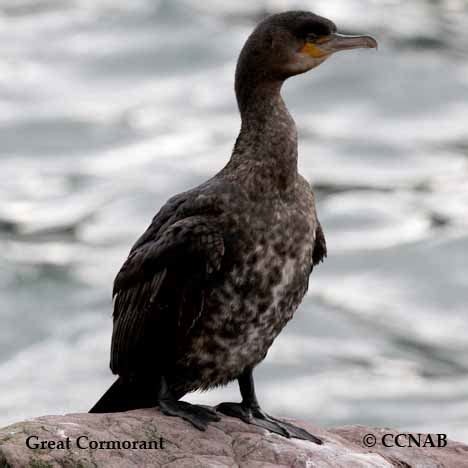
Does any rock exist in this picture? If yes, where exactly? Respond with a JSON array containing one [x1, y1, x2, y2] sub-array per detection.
[[0, 409, 466, 467]]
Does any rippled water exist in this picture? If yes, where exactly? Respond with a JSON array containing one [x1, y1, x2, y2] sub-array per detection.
[[1, 0, 467, 442]]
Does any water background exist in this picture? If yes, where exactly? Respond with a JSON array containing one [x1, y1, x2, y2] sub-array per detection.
[[1, 0, 468, 442]]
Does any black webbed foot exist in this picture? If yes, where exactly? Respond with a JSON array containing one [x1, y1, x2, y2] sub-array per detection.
[[159, 399, 221, 431], [156, 376, 220, 431], [215, 402, 322, 444]]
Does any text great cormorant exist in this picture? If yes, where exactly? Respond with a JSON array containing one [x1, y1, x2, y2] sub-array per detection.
[[90, 11, 377, 443]]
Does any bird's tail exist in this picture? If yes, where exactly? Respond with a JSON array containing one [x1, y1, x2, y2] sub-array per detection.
[[89, 377, 158, 413]]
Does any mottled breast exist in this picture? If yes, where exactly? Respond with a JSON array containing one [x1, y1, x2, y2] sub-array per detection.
[[180, 177, 317, 388]]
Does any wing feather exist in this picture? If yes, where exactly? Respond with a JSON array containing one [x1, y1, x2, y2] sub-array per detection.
[[312, 222, 327, 267], [110, 215, 223, 376]]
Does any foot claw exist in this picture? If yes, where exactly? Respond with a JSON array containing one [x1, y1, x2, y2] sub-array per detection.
[[216, 402, 322, 444], [267, 416, 323, 444]]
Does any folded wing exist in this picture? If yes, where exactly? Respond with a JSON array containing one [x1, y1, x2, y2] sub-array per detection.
[[110, 215, 224, 377]]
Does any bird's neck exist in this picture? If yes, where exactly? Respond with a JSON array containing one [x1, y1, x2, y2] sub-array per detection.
[[226, 80, 298, 194]]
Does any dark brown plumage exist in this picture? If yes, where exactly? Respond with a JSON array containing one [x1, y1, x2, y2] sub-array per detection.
[[90, 10, 376, 443]]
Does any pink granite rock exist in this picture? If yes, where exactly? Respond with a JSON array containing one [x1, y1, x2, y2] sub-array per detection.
[[0, 409, 466, 467]]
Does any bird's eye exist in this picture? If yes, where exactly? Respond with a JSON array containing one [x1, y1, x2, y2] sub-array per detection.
[[306, 33, 319, 42]]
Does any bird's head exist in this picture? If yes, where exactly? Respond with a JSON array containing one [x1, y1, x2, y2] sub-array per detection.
[[236, 11, 377, 85]]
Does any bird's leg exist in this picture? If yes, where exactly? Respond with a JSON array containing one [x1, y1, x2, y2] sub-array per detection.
[[216, 368, 322, 444], [157, 376, 220, 431]]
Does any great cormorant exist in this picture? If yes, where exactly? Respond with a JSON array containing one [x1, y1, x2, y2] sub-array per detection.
[[90, 11, 377, 443]]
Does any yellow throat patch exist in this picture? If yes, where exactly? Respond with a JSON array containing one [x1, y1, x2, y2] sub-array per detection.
[[301, 43, 328, 58]]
